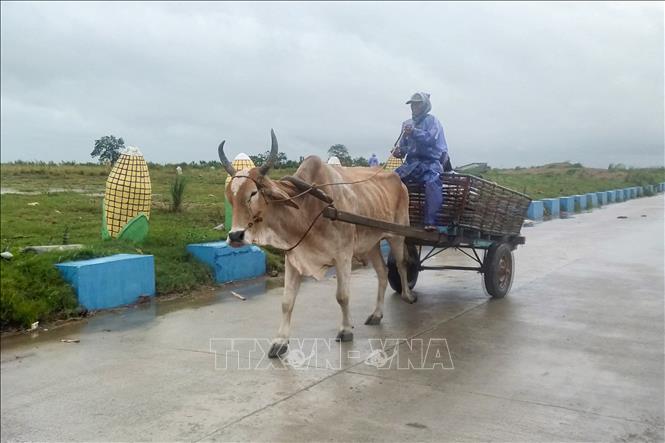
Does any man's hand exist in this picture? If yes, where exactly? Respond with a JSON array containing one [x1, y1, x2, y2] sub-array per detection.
[[403, 124, 413, 135]]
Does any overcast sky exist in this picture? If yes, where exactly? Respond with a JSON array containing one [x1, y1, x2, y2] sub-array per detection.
[[1, 1, 663, 168]]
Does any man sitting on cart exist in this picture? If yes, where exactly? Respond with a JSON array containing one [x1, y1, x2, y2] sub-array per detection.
[[392, 92, 450, 232]]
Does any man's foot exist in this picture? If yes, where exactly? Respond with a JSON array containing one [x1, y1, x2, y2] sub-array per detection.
[[424, 225, 437, 232]]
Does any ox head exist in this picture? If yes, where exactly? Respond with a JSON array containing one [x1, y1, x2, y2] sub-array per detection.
[[218, 130, 299, 248]]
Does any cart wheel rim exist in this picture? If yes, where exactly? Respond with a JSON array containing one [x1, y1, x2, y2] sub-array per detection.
[[498, 255, 512, 290]]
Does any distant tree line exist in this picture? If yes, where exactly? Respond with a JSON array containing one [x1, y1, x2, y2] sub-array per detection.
[[327, 144, 371, 167], [248, 152, 301, 169], [8, 135, 380, 168]]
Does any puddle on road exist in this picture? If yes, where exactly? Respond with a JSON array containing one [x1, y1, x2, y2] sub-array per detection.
[[1, 277, 283, 352]]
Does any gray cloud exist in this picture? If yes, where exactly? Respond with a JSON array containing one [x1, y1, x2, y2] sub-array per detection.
[[1, 1, 663, 167]]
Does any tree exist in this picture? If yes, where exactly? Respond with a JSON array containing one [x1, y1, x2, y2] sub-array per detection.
[[328, 144, 352, 166], [352, 156, 368, 167], [249, 153, 266, 166], [91, 135, 125, 164], [255, 151, 289, 168]]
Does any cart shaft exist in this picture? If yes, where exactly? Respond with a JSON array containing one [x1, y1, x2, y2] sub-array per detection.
[[322, 207, 444, 242]]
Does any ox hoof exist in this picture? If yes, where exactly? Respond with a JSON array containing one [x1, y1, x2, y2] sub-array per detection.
[[268, 342, 288, 359], [401, 293, 417, 304], [335, 331, 354, 342], [364, 314, 383, 325]]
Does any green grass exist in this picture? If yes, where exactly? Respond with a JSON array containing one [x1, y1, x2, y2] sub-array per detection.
[[478, 163, 665, 200], [1, 251, 80, 329], [1, 161, 663, 330]]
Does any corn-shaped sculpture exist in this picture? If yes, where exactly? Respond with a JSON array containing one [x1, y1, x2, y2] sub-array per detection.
[[327, 156, 342, 166], [224, 153, 256, 228], [385, 154, 404, 171], [102, 147, 152, 241]]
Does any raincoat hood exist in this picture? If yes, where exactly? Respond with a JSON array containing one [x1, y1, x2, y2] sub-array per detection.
[[407, 92, 432, 124]]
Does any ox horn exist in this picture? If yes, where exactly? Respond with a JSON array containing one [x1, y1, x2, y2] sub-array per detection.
[[217, 140, 237, 177], [259, 129, 278, 176]]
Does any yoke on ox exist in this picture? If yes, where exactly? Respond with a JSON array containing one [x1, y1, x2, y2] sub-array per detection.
[[218, 130, 414, 359]]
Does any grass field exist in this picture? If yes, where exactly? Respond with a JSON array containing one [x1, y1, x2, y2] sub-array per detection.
[[1, 161, 663, 330]]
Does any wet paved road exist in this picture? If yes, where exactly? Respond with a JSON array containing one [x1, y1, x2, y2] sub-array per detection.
[[2, 196, 663, 442]]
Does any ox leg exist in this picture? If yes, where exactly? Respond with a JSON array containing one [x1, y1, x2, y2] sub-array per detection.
[[335, 254, 354, 342], [365, 244, 387, 325], [387, 237, 417, 303], [269, 258, 302, 359]]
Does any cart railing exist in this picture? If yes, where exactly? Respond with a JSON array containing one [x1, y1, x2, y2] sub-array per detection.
[[407, 173, 531, 237], [286, 172, 529, 247]]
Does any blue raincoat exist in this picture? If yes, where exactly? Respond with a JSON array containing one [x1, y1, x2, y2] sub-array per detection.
[[393, 93, 448, 226]]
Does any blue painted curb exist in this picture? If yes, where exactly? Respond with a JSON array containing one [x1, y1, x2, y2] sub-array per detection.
[[574, 195, 587, 211], [187, 241, 266, 283], [55, 254, 155, 310], [527, 201, 544, 220], [596, 192, 608, 205], [559, 196, 575, 213], [542, 198, 560, 217]]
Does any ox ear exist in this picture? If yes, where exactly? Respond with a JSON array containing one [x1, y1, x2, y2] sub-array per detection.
[[263, 184, 300, 210]]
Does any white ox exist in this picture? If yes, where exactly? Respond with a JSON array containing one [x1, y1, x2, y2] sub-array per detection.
[[219, 130, 415, 358]]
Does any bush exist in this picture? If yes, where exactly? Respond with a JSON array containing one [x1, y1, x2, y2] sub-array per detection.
[[625, 168, 664, 187], [170, 175, 187, 212]]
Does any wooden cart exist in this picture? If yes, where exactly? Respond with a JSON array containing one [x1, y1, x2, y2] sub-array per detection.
[[319, 172, 531, 298]]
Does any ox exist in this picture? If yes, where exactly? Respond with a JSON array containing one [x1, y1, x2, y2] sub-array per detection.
[[218, 130, 415, 358]]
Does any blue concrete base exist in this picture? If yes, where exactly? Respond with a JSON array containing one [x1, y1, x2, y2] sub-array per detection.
[[623, 189, 630, 200], [380, 240, 391, 260], [574, 195, 587, 211], [55, 254, 155, 310], [560, 196, 575, 213], [542, 198, 560, 217], [596, 192, 607, 205], [615, 190, 623, 202], [586, 193, 598, 208], [187, 241, 266, 283], [527, 200, 544, 220], [606, 191, 615, 203]]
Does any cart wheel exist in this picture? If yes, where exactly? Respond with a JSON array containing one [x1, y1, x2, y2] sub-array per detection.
[[483, 243, 514, 298], [387, 244, 419, 294]]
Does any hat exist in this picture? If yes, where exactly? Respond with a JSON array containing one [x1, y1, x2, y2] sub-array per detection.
[[406, 92, 430, 104]]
